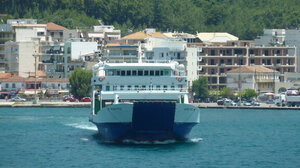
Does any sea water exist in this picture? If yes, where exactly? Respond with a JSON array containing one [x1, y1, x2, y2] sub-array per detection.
[[0, 108, 300, 168]]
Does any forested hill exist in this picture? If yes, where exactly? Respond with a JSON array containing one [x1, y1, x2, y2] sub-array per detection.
[[2, 0, 300, 40]]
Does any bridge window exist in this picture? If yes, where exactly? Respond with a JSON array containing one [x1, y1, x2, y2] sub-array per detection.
[[121, 70, 125, 76], [155, 70, 160, 76], [144, 70, 149, 76], [132, 70, 137, 76], [138, 70, 143, 76], [150, 70, 154, 76]]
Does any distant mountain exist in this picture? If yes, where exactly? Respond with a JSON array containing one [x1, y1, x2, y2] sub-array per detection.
[[2, 0, 300, 39]]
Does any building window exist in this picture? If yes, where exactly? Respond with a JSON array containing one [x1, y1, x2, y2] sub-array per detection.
[[277, 59, 281, 64], [228, 59, 232, 64], [251, 59, 255, 64], [60, 32, 63, 37], [51, 32, 54, 37], [12, 83, 16, 88], [67, 47, 71, 54], [128, 85, 131, 90], [156, 85, 160, 90], [5, 83, 9, 88], [106, 86, 110, 91]]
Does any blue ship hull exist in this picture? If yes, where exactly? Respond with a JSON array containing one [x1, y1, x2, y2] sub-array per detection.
[[93, 122, 198, 141], [93, 102, 198, 141]]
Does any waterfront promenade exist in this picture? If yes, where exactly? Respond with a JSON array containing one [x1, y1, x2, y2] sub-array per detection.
[[0, 100, 299, 109]]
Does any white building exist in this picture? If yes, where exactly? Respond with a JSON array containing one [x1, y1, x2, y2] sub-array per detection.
[[65, 41, 98, 60], [4, 41, 38, 77], [227, 66, 279, 93], [144, 37, 186, 64], [185, 47, 200, 88]]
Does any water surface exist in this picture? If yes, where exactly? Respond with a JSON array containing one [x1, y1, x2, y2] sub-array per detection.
[[0, 108, 299, 168]]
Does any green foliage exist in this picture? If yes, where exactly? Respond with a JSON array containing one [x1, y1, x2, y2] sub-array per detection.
[[69, 68, 92, 99], [39, 90, 44, 98], [192, 76, 209, 99], [241, 89, 258, 100], [220, 87, 233, 99], [2, 0, 300, 39]]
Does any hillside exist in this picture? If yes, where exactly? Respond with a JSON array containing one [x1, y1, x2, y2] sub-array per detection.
[[1, 0, 300, 39]]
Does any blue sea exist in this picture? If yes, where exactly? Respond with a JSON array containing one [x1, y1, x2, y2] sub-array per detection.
[[0, 108, 300, 168]]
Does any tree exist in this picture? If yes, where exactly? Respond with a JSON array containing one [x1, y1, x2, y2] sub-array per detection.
[[192, 76, 209, 99], [69, 68, 92, 99], [242, 89, 258, 100], [220, 87, 233, 99]]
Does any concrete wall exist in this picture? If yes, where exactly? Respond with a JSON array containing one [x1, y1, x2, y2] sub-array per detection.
[[18, 42, 37, 77], [15, 29, 37, 42]]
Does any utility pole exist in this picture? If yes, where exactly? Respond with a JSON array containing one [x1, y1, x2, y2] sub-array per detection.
[[33, 51, 38, 104], [238, 55, 242, 106]]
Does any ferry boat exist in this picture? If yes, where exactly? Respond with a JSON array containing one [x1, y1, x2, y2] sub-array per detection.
[[89, 45, 200, 141]]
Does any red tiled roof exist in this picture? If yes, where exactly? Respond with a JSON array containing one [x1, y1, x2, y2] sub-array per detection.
[[29, 71, 47, 78], [227, 66, 278, 73], [47, 22, 68, 30], [3, 75, 25, 82], [0, 73, 11, 79], [3, 76, 69, 83]]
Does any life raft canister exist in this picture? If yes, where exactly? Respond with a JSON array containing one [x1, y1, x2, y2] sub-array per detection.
[[176, 77, 183, 82], [98, 77, 106, 82]]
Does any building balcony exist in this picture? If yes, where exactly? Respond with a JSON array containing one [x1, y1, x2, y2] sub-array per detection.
[[256, 79, 275, 83], [275, 64, 295, 67]]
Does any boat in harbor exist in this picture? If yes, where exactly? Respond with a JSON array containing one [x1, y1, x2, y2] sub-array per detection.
[[89, 45, 200, 141]]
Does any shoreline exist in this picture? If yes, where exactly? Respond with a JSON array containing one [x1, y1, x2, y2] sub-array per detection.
[[0, 102, 299, 110], [0, 102, 90, 108]]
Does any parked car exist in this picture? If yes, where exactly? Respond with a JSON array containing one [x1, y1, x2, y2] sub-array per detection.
[[217, 99, 224, 105], [252, 101, 260, 106], [80, 97, 91, 102], [224, 100, 237, 106], [63, 96, 78, 102], [11, 97, 26, 102], [243, 101, 252, 106], [266, 99, 275, 104]]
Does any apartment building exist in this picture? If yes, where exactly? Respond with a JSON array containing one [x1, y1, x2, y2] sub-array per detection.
[[187, 40, 296, 90], [46, 22, 68, 42], [254, 29, 300, 73], [0, 24, 14, 72]]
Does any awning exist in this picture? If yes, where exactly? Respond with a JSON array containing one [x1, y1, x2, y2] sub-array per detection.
[[58, 90, 69, 93]]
